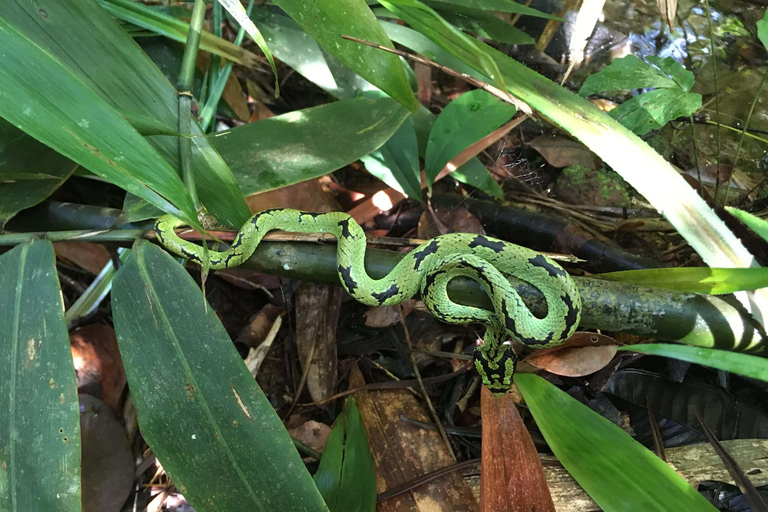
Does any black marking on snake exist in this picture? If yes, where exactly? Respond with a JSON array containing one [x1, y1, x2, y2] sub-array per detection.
[[223, 250, 241, 267], [338, 265, 358, 294], [422, 268, 448, 298], [298, 212, 322, 224], [502, 306, 554, 347], [229, 235, 244, 251], [371, 284, 400, 305], [527, 254, 567, 279], [250, 208, 280, 228], [468, 235, 505, 253], [337, 218, 353, 239], [179, 246, 202, 264], [560, 293, 580, 337], [412, 239, 440, 271]]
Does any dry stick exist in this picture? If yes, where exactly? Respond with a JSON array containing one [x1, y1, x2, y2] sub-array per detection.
[[377, 458, 480, 502], [397, 305, 457, 460], [340, 35, 533, 116]]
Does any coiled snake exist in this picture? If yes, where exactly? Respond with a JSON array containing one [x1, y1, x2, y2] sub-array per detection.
[[155, 209, 581, 395]]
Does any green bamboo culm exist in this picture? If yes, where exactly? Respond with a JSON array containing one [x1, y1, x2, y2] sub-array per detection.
[[177, 0, 208, 211]]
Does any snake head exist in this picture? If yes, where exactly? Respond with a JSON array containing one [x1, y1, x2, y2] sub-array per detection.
[[473, 341, 518, 396]]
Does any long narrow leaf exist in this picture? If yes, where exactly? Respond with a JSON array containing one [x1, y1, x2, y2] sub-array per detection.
[[3, 0, 250, 227], [618, 344, 768, 381], [0, 240, 80, 512], [112, 240, 328, 512], [0, 15, 198, 227], [516, 373, 718, 512], [595, 267, 768, 294], [379, 0, 768, 324]]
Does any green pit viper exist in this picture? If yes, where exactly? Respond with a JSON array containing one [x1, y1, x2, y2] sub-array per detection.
[[155, 209, 582, 395]]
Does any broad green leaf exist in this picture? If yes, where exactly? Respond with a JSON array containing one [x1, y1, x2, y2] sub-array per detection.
[[361, 116, 422, 200], [272, 0, 419, 112], [427, 0, 562, 19], [0, 14, 198, 227], [112, 240, 328, 512], [579, 55, 701, 135], [0, 240, 80, 512], [211, 97, 409, 195], [436, 7, 535, 45], [595, 266, 768, 294], [314, 398, 376, 512], [249, 8, 343, 97], [425, 89, 515, 186], [516, 373, 718, 512], [580, 55, 682, 95], [646, 56, 695, 92], [0, 120, 78, 228], [609, 87, 702, 135], [379, 0, 507, 93], [3, 0, 250, 227], [758, 10, 768, 52], [726, 207, 768, 242], [618, 344, 768, 382]]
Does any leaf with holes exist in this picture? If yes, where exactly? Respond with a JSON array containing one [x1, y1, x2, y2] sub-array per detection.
[[0, 240, 80, 512]]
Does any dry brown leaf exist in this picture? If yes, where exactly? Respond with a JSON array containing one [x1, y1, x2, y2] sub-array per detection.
[[524, 345, 618, 377], [80, 394, 133, 512], [364, 299, 418, 328], [417, 207, 484, 239], [529, 134, 602, 170], [657, 0, 677, 30], [54, 242, 111, 275], [481, 388, 556, 511], [70, 324, 126, 412], [287, 420, 332, 452]]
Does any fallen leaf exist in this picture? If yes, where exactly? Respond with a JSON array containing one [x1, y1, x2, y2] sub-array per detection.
[[529, 134, 602, 169]]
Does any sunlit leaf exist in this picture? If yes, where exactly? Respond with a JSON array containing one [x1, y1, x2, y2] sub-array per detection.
[[594, 266, 768, 294], [618, 344, 768, 382], [516, 373, 718, 511], [424, 89, 515, 186]]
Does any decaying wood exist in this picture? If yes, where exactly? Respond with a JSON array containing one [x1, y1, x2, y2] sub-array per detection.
[[350, 366, 477, 511], [462, 439, 768, 512]]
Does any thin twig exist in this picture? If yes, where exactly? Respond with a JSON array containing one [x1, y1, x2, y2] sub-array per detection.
[[340, 34, 533, 115], [724, 67, 768, 206], [397, 305, 457, 460], [377, 459, 480, 502], [705, 0, 722, 197]]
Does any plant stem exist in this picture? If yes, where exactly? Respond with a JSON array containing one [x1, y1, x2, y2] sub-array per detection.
[[200, 0, 254, 131], [178, 0, 208, 211], [689, 114, 703, 191], [705, 0, 721, 197], [724, 67, 768, 206]]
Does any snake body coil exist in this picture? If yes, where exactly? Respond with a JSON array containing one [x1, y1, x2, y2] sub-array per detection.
[[155, 209, 581, 395]]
